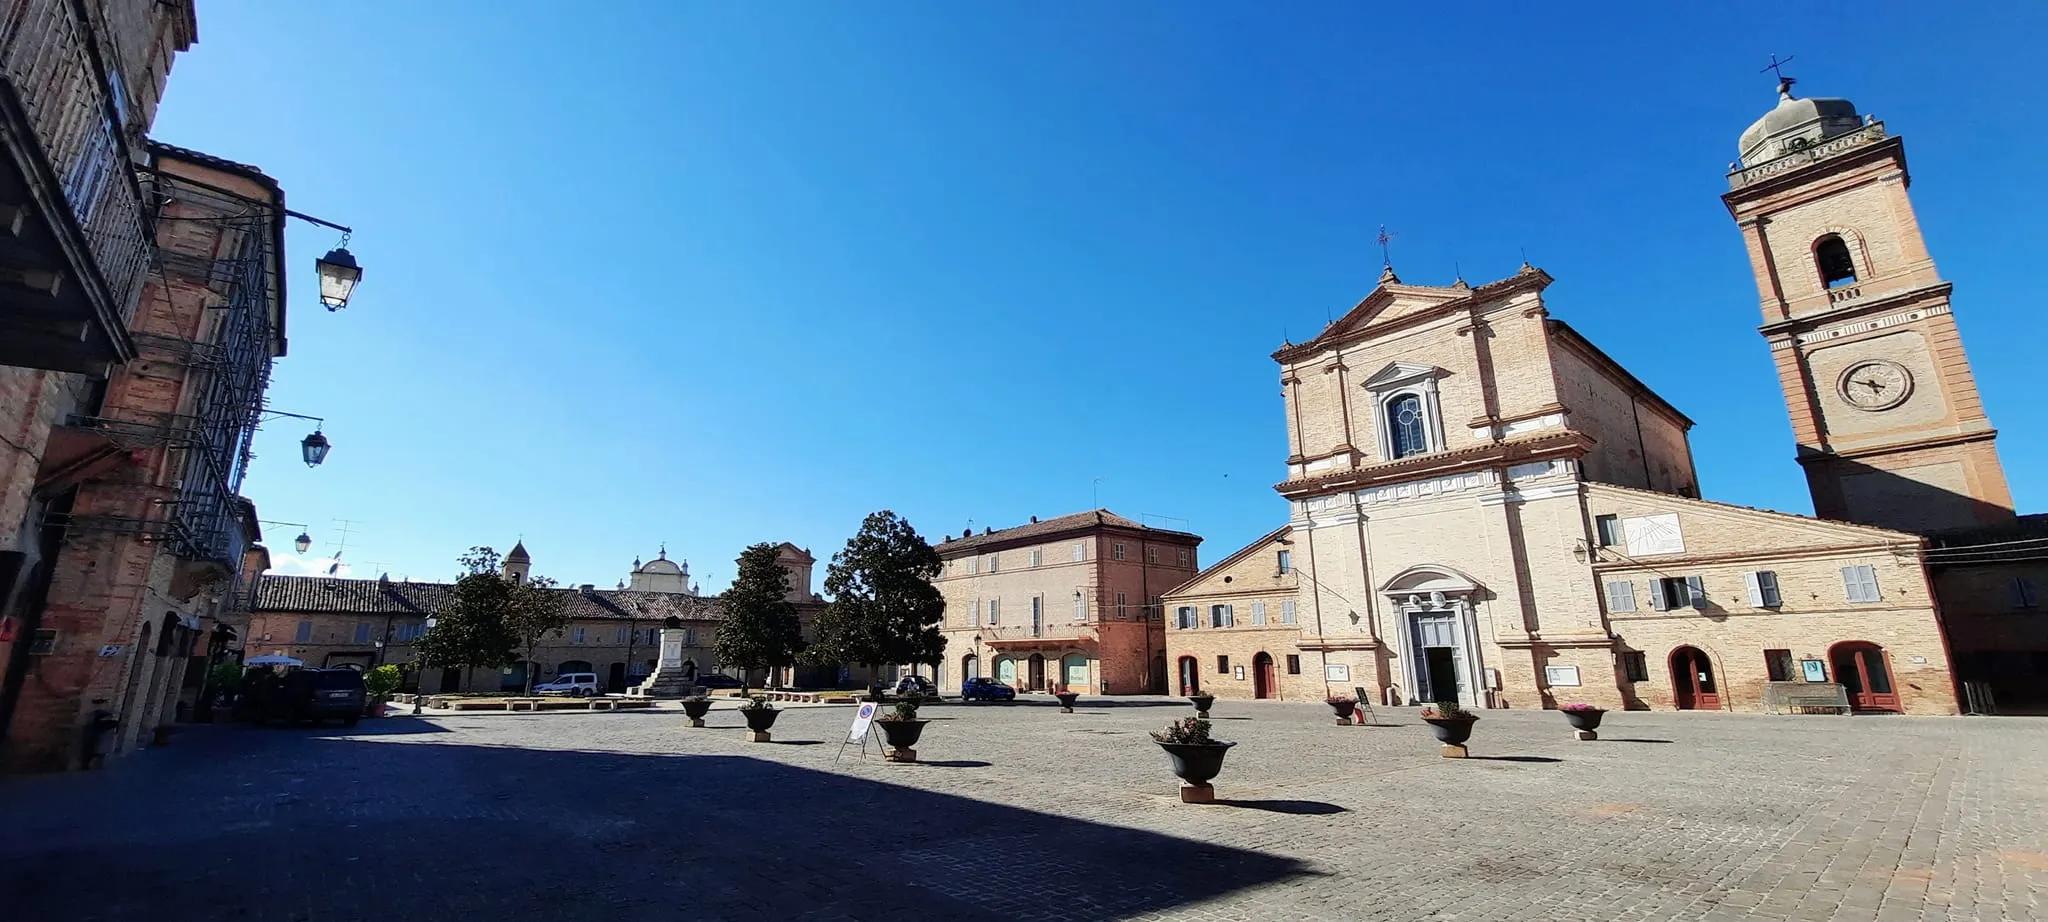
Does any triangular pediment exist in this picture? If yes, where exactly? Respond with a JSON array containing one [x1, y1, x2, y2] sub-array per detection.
[[1319, 285, 1466, 342], [1360, 361, 1442, 389]]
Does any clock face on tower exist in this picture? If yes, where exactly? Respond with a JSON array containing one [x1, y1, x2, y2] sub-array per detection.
[[1837, 360, 1912, 411]]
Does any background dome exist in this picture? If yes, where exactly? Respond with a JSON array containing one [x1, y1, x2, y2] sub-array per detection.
[[1739, 81, 1863, 168]]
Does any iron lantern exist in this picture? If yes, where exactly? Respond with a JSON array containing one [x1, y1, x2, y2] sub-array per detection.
[[301, 429, 331, 467], [314, 247, 362, 311], [294, 532, 312, 555]]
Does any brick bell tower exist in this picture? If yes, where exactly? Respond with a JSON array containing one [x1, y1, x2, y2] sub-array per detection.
[[1723, 75, 2013, 534]]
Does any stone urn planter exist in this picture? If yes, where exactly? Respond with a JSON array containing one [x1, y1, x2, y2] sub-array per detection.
[[1560, 705, 1605, 741], [1326, 697, 1358, 726], [739, 698, 780, 742], [876, 719, 929, 762], [1421, 704, 1478, 758], [1054, 691, 1080, 713], [1188, 694, 1215, 717], [681, 697, 712, 728], [1152, 717, 1233, 803]]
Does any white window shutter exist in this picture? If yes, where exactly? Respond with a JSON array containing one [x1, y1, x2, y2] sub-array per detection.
[[1649, 580, 1670, 611], [1605, 581, 1635, 613], [1686, 576, 1706, 609], [1744, 572, 1764, 607], [1282, 600, 1297, 624], [1251, 601, 1267, 625]]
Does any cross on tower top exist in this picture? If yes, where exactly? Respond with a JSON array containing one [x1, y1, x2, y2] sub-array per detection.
[[1376, 224, 1396, 268], [1760, 53, 1796, 94]]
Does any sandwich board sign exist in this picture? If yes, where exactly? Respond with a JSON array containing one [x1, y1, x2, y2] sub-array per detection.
[[847, 701, 878, 742]]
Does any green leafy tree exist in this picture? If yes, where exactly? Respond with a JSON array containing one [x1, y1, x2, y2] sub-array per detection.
[[714, 543, 805, 695], [363, 664, 404, 702], [808, 511, 945, 686], [413, 546, 518, 691], [504, 575, 569, 695]]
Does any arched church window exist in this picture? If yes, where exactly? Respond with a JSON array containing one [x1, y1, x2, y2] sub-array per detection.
[[1815, 235, 1858, 289], [1387, 393, 1429, 459]]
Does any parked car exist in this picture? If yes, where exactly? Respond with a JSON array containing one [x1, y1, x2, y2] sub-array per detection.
[[696, 674, 744, 689], [533, 673, 600, 696], [891, 675, 938, 697], [959, 677, 1015, 702], [251, 668, 366, 726]]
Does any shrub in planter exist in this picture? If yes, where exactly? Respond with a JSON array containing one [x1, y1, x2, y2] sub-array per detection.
[[875, 693, 928, 762], [1188, 693, 1215, 716], [1326, 696, 1358, 725], [363, 665, 403, 718], [738, 695, 780, 741], [1053, 691, 1080, 713], [1420, 701, 1478, 756], [1152, 716, 1235, 803], [1559, 702, 1605, 739], [681, 695, 712, 727]]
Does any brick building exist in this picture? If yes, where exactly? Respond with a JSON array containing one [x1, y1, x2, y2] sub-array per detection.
[[933, 510, 1200, 696], [1165, 78, 2047, 716], [247, 543, 859, 694]]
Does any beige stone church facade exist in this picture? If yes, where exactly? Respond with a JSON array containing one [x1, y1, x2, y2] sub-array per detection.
[[1164, 78, 2046, 715]]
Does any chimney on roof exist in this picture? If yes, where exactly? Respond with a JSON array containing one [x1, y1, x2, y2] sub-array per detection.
[[984, 527, 992, 535], [1030, 515, 1038, 523], [579, 583, 596, 593]]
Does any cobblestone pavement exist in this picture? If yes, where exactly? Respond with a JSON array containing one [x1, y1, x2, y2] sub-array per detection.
[[3, 697, 2047, 922]]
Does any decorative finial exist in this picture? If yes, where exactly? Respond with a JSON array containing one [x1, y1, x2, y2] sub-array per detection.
[[1760, 53, 1796, 99], [1378, 264, 1400, 285], [658, 543, 666, 559], [1376, 224, 1397, 268], [1452, 262, 1468, 290]]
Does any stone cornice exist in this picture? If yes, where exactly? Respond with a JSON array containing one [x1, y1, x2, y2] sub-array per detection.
[[1798, 429, 2001, 464], [1274, 430, 1590, 500]]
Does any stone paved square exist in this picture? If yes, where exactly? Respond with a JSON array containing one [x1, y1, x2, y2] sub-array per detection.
[[3, 698, 2046, 921]]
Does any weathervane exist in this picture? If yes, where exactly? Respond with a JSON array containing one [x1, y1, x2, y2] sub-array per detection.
[[1376, 224, 1397, 268]]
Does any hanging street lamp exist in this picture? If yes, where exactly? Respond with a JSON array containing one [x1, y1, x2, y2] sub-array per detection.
[[314, 246, 362, 312], [258, 521, 314, 556], [301, 428, 331, 467]]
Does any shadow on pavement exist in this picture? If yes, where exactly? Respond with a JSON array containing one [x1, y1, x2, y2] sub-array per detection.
[[0, 730, 1313, 921], [913, 760, 993, 769], [1217, 799, 1347, 815], [1467, 755, 1564, 763], [1604, 738, 1674, 744]]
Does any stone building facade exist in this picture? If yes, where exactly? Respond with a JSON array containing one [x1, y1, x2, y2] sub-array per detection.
[[1160, 527, 1305, 700], [934, 510, 1200, 695], [1162, 78, 2048, 716], [247, 543, 850, 694]]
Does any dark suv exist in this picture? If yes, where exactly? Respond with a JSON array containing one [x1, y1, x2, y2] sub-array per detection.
[[252, 668, 366, 727]]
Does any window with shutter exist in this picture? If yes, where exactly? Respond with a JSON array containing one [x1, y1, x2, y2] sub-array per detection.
[[1147, 546, 1158, 564], [968, 558, 978, 575], [971, 600, 981, 627], [1177, 549, 1189, 567], [1276, 550, 1292, 573], [1745, 571, 1782, 607], [1765, 649, 1794, 682], [1177, 606, 1196, 629], [988, 553, 999, 573], [1649, 579, 1672, 610], [1030, 548, 1042, 567], [1251, 601, 1267, 625], [1619, 651, 1649, 682], [1685, 576, 1706, 609], [1216, 655, 1229, 675], [1281, 600, 1297, 624], [1594, 515, 1621, 547], [1114, 592, 1128, 620], [1605, 581, 1636, 613], [1073, 543, 1086, 562], [1113, 543, 1127, 561], [1842, 565, 1880, 603], [989, 599, 1000, 624], [1074, 593, 1086, 621], [2014, 578, 2039, 609]]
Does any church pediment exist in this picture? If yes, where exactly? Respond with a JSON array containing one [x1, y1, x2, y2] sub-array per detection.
[[1359, 361, 1443, 389]]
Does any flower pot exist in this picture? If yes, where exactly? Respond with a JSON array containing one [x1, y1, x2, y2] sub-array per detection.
[[1188, 694, 1214, 716], [1328, 699, 1357, 724], [1562, 708, 1605, 732], [1157, 740, 1234, 802], [681, 699, 712, 727], [1054, 692, 1079, 712], [877, 718, 928, 762], [741, 707, 779, 740], [1423, 715, 1477, 746]]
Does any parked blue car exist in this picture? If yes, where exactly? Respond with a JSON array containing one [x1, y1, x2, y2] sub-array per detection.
[[960, 677, 1016, 702]]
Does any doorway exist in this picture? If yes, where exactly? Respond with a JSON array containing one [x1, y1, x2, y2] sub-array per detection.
[[1027, 654, 1046, 691], [1830, 641, 1901, 712], [1178, 656, 1200, 695], [438, 668, 462, 693], [1252, 652, 1277, 699], [1671, 646, 1719, 710], [1152, 655, 1167, 694], [994, 656, 1016, 686], [1406, 609, 1470, 706], [962, 654, 980, 680], [608, 662, 627, 693], [1420, 647, 1459, 705], [1062, 654, 1088, 692]]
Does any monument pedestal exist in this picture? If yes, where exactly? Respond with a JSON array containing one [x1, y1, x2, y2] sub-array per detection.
[[634, 629, 701, 699], [746, 730, 772, 743], [1179, 783, 1215, 804], [1442, 744, 1469, 759]]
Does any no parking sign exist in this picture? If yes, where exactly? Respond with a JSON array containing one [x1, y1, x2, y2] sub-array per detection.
[[846, 701, 878, 742]]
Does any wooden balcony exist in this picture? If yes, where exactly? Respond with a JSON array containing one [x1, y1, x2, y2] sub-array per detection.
[[0, 0, 152, 374]]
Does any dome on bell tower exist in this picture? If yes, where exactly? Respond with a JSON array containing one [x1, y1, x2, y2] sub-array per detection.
[[1738, 79, 1864, 168]]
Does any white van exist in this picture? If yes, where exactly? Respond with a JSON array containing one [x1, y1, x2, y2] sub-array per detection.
[[533, 673, 600, 696]]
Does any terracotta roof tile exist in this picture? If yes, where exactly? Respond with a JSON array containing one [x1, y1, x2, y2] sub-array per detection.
[[934, 509, 1200, 555]]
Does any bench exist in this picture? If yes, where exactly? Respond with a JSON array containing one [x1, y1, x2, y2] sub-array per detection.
[[1761, 681, 1851, 715]]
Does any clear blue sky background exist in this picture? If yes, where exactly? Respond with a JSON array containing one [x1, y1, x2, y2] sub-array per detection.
[[151, 2, 2048, 591]]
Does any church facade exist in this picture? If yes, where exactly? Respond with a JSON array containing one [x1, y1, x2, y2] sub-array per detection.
[[1162, 78, 2043, 715]]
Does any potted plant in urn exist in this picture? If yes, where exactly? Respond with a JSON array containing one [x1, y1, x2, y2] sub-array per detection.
[[738, 695, 780, 742], [681, 694, 713, 728], [1152, 716, 1234, 803], [1421, 700, 1478, 758], [1559, 702, 1605, 741], [874, 693, 929, 762], [363, 665, 403, 718], [1188, 692, 1215, 717], [1326, 695, 1359, 726], [1053, 689, 1080, 713]]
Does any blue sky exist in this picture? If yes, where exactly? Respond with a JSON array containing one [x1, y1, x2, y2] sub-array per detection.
[[152, 2, 2048, 590]]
